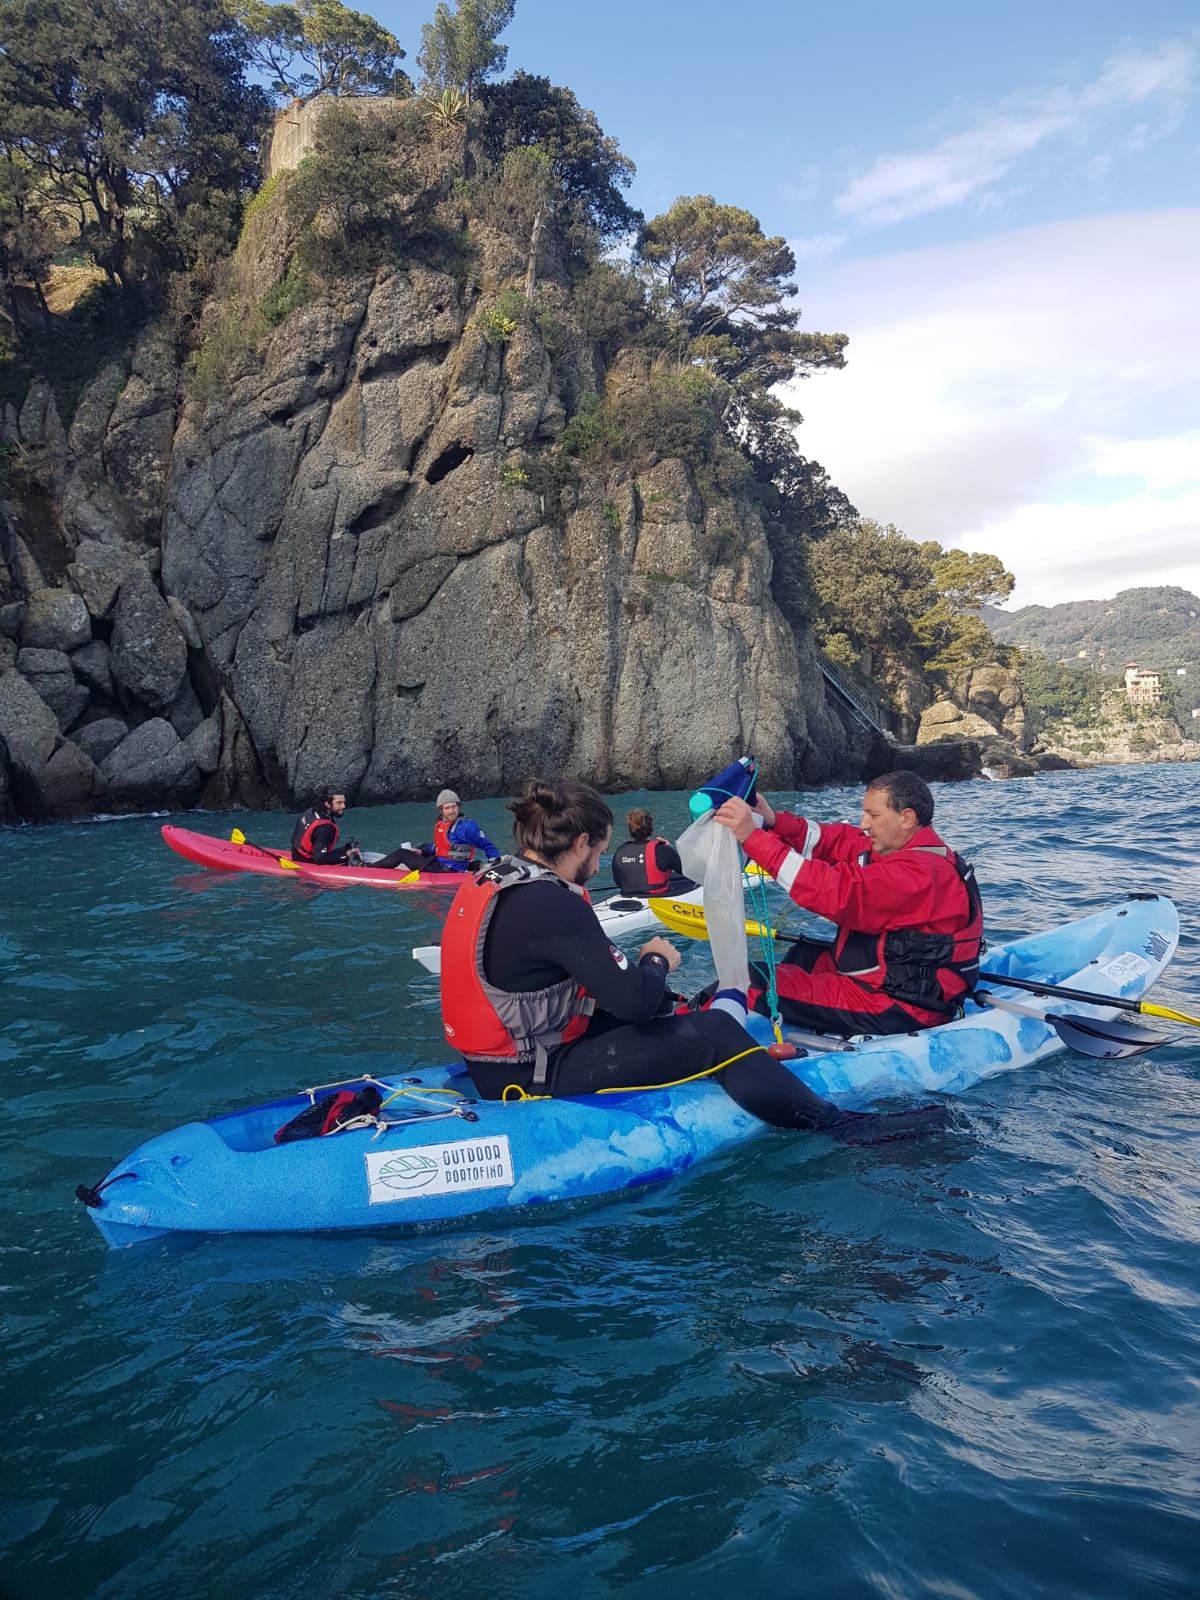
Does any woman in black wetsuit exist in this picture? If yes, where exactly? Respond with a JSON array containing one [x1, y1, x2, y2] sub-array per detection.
[[439, 779, 948, 1141]]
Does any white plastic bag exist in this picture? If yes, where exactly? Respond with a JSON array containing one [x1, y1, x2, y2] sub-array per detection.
[[677, 813, 749, 996]]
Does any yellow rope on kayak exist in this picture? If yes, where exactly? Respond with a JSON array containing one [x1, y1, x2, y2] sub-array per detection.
[[494, 1044, 771, 1101], [377, 1084, 470, 1112], [594, 1044, 767, 1095]]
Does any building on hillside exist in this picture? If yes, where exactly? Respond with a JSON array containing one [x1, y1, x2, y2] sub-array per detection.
[[1124, 663, 1163, 705]]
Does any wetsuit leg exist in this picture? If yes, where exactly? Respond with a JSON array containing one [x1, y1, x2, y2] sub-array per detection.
[[469, 1011, 950, 1140], [552, 1011, 851, 1131], [374, 847, 446, 871]]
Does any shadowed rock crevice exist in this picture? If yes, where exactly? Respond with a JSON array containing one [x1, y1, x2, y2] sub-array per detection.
[[345, 486, 410, 538], [423, 443, 474, 484]]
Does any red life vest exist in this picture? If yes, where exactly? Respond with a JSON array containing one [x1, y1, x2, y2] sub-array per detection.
[[834, 849, 984, 1015], [434, 815, 475, 865], [291, 808, 338, 863], [611, 837, 672, 896], [440, 857, 595, 1084]]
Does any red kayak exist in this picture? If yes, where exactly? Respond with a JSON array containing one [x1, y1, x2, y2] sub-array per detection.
[[160, 826, 460, 890], [293, 860, 461, 890]]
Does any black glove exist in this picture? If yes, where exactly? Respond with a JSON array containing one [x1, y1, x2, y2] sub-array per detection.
[[346, 846, 364, 866]]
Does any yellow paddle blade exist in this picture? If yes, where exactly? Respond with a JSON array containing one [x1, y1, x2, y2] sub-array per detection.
[[1142, 999, 1200, 1028], [230, 827, 246, 844], [278, 857, 302, 870], [650, 898, 783, 944], [651, 899, 712, 939], [396, 870, 419, 885]]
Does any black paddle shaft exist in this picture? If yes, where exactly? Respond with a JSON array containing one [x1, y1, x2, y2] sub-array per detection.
[[979, 969, 1144, 1016]]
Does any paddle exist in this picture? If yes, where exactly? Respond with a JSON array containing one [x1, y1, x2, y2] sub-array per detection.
[[972, 969, 1200, 1031], [650, 897, 1188, 1056], [230, 826, 410, 876], [229, 825, 301, 868], [973, 992, 1173, 1058]]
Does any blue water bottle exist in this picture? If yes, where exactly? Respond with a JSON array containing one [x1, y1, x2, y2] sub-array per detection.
[[688, 755, 758, 819]]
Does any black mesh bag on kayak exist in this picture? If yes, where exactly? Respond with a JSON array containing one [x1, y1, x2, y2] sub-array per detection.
[[274, 1085, 383, 1144]]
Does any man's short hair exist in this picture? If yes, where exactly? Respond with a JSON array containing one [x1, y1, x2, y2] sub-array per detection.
[[867, 769, 934, 827]]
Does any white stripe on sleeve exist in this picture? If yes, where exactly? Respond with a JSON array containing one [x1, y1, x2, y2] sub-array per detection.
[[776, 849, 805, 895]]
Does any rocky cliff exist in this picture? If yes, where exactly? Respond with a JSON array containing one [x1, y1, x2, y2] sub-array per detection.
[[0, 150, 860, 820], [912, 660, 1049, 779], [1030, 691, 1200, 769]]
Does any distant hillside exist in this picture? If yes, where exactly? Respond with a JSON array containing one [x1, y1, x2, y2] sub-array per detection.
[[983, 586, 1200, 669]]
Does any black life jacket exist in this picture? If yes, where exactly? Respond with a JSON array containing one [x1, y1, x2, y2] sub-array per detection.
[[612, 837, 672, 897], [834, 850, 985, 1016]]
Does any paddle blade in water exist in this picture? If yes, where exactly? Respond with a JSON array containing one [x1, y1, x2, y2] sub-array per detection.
[[1047, 1013, 1174, 1058]]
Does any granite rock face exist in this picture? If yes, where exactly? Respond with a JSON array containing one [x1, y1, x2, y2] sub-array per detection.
[[1, 211, 870, 821], [914, 660, 1045, 777]]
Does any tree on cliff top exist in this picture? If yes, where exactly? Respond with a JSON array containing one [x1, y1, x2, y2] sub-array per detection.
[[0, 0, 269, 302], [0, 143, 59, 336], [476, 72, 638, 298], [633, 195, 847, 523], [234, 0, 408, 104], [417, 0, 514, 105], [635, 196, 846, 387]]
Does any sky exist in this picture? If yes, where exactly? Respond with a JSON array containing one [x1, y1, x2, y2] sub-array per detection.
[[376, 0, 1200, 611]]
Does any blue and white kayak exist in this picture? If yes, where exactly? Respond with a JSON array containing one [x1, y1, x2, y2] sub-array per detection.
[[80, 896, 1179, 1247]]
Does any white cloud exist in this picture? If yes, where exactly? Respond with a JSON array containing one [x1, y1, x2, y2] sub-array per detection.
[[836, 40, 1195, 226], [788, 231, 848, 263], [837, 114, 1069, 227], [785, 209, 1200, 608]]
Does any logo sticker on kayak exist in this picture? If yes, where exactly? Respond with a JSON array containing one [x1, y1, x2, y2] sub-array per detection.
[[365, 1137, 515, 1204], [1097, 951, 1152, 986]]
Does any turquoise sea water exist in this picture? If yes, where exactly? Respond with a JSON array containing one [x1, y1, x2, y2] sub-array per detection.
[[2, 765, 1199, 1599]]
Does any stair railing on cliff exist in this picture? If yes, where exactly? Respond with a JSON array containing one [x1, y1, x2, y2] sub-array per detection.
[[817, 656, 894, 740]]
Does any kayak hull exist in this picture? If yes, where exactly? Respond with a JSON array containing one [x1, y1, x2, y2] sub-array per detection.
[[83, 896, 1179, 1247], [162, 825, 455, 890], [161, 823, 294, 877], [296, 860, 463, 890]]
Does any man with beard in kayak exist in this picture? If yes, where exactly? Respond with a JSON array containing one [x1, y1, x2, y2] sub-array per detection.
[[290, 790, 363, 866], [713, 769, 983, 1038], [378, 790, 501, 874], [439, 778, 949, 1140], [611, 808, 697, 897]]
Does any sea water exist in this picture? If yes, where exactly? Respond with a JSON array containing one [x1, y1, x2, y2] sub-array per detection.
[[1, 765, 1198, 1599]]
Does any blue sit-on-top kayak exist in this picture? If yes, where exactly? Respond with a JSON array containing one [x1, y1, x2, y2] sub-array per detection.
[[79, 896, 1179, 1247]]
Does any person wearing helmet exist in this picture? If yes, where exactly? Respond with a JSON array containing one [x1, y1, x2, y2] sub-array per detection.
[[379, 789, 501, 874]]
